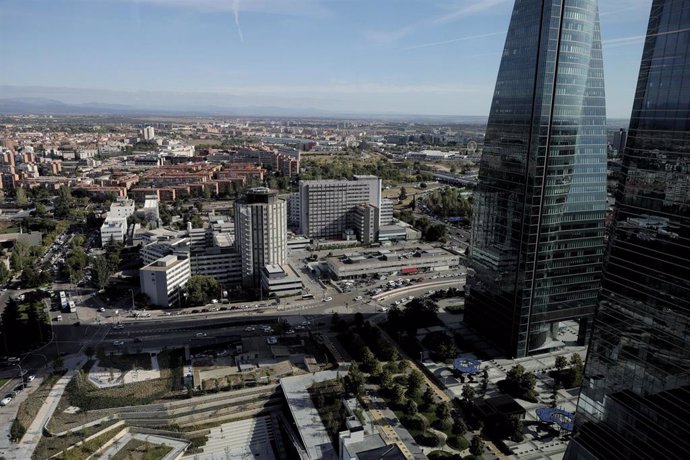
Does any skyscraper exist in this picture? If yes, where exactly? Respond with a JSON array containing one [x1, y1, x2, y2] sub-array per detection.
[[465, 0, 608, 358], [234, 187, 287, 290], [567, 1, 690, 458]]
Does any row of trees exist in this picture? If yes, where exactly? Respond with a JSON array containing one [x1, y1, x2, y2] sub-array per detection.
[[424, 187, 473, 219]]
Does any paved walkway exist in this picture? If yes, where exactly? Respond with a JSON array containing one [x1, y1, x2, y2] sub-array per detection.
[[12, 355, 86, 460], [88, 354, 161, 388], [362, 394, 423, 460]]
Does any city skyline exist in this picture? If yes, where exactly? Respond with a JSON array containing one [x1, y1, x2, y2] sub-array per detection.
[[1, 0, 652, 117]]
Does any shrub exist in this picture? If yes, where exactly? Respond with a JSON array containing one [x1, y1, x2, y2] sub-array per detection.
[[433, 416, 452, 432], [400, 414, 429, 431], [413, 431, 441, 447], [448, 435, 469, 450]]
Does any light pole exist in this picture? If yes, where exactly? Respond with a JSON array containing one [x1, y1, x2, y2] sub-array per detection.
[[129, 289, 135, 312]]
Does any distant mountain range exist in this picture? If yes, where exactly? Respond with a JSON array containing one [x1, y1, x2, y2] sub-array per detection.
[[0, 94, 629, 126]]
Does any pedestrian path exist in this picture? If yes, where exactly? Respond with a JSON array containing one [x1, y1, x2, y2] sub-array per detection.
[[13, 355, 85, 460]]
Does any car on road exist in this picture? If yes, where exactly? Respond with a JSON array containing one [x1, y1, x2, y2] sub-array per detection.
[[266, 336, 278, 345], [112, 324, 124, 330], [0, 396, 12, 406], [322, 297, 333, 302], [244, 326, 256, 332], [113, 340, 125, 346], [195, 332, 207, 338], [25, 375, 35, 382], [7, 357, 20, 364], [97, 307, 105, 312]]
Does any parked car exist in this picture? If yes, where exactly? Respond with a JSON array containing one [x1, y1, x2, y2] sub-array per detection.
[[113, 340, 125, 346], [0, 396, 12, 406]]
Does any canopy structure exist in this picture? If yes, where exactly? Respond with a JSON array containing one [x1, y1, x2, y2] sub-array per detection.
[[453, 356, 482, 375], [535, 407, 575, 431]]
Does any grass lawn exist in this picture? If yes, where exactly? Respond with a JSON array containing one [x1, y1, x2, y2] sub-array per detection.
[[53, 424, 123, 460], [0, 378, 8, 388], [110, 439, 173, 460], [32, 420, 119, 460]]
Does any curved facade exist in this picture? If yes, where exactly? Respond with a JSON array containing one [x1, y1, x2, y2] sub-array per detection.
[[568, 1, 690, 458], [466, 0, 608, 358]]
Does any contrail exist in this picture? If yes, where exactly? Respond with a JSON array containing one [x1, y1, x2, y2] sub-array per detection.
[[233, 0, 244, 43]]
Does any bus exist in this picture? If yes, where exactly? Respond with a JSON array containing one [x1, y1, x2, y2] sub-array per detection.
[[66, 300, 76, 313]]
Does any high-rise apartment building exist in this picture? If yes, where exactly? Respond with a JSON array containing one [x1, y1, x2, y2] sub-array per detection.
[[567, 1, 690, 458], [235, 187, 287, 289], [465, 0, 608, 358], [299, 175, 382, 241], [143, 126, 155, 141], [611, 128, 627, 155]]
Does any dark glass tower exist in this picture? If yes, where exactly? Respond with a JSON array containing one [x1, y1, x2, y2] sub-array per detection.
[[567, 1, 690, 458], [466, 0, 608, 358]]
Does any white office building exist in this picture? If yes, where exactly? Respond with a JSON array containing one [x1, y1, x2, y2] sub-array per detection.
[[100, 218, 127, 246], [235, 188, 287, 290], [298, 175, 384, 241], [139, 254, 191, 307]]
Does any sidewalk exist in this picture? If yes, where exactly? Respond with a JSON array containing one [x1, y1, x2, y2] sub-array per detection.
[[0, 375, 45, 459], [12, 355, 85, 460]]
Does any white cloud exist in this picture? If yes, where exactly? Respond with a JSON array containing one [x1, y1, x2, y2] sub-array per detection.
[[403, 31, 504, 51]]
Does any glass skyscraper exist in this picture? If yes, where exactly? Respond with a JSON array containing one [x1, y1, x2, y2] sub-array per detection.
[[466, 0, 608, 358], [567, 1, 690, 458]]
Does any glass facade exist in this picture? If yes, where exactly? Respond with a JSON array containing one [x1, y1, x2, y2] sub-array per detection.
[[567, 1, 690, 458], [466, 0, 608, 358]]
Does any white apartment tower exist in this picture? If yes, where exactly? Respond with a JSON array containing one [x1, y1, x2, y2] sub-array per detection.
[[143, 126, 155, 141], [298, 175, 382, 240], [234, 187, 287, 289]]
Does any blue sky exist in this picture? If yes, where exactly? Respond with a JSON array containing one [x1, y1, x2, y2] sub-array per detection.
[[0, 0, 653, 117]]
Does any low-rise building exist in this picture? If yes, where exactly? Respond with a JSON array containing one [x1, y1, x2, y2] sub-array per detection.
[[326, 246, 460, 279], [100, 218, 127, 246], [139, 254, 191, 307], [260, 264, 303, 298]]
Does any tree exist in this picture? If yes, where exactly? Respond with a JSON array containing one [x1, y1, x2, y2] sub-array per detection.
[[404, 398, 418, 415], [422, 387, 435, 409], [569, 353, 584, 387], [35, 202, 47, 216], [190, 215, 203, 229], [480, 369, 489, 396], [425, 223, 447, 242], [505, 364, 537, 398], [407, 370, 424, 398], [10, 239, 32, 273], [436, 401, 451, 420], [555, 355, 568, 372], [462, 384, 476, 403], [185, 275, 219, 306], [348, 362, 364, 396], [0, 263, 10, 286], [16, 188, 29, 207], [469, 435, 485, 456], [361, 347, 378, 372], [392, 384, 406, 405], [399, 187, 408, 200], [380, 368, 393, 389], [91, 255, 112, 291], [452, 415, 467, 436]]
